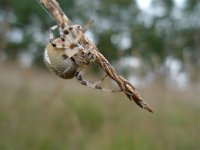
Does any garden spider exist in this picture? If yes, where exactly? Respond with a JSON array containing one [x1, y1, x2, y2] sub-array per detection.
[[44, 24, 121, 93], [40, 0, 153, 112]]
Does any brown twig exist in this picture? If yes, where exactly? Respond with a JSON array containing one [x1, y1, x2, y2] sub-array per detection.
[[40, 0, 153, 113]]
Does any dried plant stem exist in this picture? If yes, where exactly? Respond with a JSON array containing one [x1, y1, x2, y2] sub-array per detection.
[[40, 0, 153, 113]]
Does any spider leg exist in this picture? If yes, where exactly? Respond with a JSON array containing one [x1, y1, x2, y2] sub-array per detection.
[[60, 25, 83, 44], [49, 25, 67, 49], [73, 22, 92, 44], [49, 24, 78, 44], [49, 22, 95, 59], [49, 25, 78, 50], [61, 22, 93, 45], [75, 72, 121, 93], [62, 25, 83, 32], [49, 25, 58, 44], [94, 74, 108, 85]]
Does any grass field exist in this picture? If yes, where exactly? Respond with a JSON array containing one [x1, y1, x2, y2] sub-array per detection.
[[0, 63, 200, 150]]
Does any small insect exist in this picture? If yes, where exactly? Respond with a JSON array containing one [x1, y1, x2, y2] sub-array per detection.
[[44, 24, 119, 92]]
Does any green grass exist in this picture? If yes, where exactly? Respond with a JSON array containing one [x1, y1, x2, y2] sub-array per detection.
[[0, 63, 200, 150]]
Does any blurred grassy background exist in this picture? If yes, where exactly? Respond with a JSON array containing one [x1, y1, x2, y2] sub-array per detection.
[[0, 62, 200, 150], [1, 0, 200, 149]]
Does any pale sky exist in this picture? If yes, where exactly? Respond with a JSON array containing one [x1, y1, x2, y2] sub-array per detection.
[[136, 0, 186, 10], [136, 0, 152, 10]]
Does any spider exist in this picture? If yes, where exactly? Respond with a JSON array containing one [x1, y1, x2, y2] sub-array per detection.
[[40, 0, 153, 112], [44, 24, 120, 93]]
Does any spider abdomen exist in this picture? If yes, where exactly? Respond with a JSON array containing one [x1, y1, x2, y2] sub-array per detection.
[[44, 43, 78, 79]]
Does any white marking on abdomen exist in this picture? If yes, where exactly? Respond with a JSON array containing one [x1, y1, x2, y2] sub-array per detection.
[[44, 48, 51, 64]]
